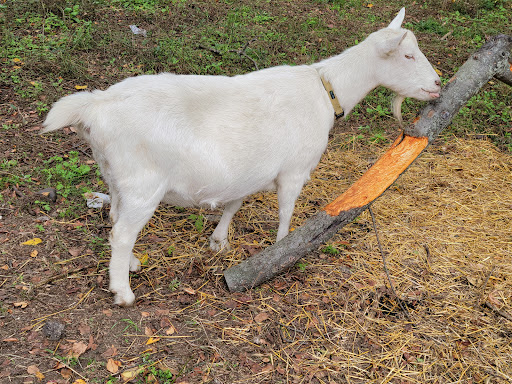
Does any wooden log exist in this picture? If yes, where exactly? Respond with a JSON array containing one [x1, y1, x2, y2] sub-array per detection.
[[224, 35, 512, 293], [494, 54, 512, 86]]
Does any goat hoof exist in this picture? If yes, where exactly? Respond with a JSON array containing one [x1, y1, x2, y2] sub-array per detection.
[[209, 237, 231, 253], [110, 286, 136, 307]]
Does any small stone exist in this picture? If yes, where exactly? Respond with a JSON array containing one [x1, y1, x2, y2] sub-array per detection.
[[36, 188, 57, 203], [41, 321, 65, 341]]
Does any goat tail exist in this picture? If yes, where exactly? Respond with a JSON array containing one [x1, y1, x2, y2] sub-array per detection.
[[42, 91, 97, 133]]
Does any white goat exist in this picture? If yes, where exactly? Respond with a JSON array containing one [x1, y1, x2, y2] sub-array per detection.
[[43, 8, 441, 306]]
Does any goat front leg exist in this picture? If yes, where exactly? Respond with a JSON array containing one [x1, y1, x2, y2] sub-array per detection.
[[276, 175, 304, 242], [210, 198, 243, 252]]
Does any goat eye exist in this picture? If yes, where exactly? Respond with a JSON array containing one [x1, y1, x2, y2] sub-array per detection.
[[405, 54, 414, 60]]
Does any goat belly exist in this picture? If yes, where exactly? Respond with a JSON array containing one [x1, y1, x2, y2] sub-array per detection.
[[160, 176, 279, 209]]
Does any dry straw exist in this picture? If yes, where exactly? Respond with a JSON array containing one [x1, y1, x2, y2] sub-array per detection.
[[132, 132, 512, 383]]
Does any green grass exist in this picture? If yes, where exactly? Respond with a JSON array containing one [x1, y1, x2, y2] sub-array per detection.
[[42, 151, 95, 198], [0, 0, 510, 224]]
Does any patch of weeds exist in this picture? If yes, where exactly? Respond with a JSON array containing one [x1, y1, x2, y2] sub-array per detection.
[[112, 0, 170, 12], [141, 353, 176, 383], [317, 0, 364, 11], [366, 104, 390, 118], [296, 262, 307, 272], [90, 236, 108, 256], [411, 17, 449, 36], [113, 318, 140, 333], [46, 349, 79, 367], [370, 131, 387, 144], [34, 200, 51, 212], [42, 151, 94, 198], [169, 278, 180, 291], [85, 358, 102, 373], [322, 245, 340, 255], [147, 364, 175, 382], [2, 123, 19, 130], [188, 214, 204, 232], [451, 84, 512, 150], [0, 159, 33, 188], [254, 13, 274, 24], [151, 35, 183, 69], [302, 16, 322, 30]]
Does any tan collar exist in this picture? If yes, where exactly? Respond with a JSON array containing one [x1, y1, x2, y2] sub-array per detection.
[[320, 77, 344, 119]]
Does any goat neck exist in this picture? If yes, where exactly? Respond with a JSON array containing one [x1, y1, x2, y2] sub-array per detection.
[[313, 41, 378, 117]]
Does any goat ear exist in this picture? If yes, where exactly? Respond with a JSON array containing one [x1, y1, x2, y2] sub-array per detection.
[[378, 32, 408, 57], [388, 7, 405, 30]]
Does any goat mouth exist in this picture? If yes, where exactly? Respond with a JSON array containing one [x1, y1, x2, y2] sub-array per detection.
[[422, 88, 440, 98]]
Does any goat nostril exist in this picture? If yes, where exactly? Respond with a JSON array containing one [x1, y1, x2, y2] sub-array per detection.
[[435, 80, 441, 87]]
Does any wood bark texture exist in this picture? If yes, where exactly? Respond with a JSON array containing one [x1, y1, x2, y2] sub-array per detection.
[[224, 34, 512, 293]]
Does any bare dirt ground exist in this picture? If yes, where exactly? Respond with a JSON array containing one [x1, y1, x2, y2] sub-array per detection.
[[1, 1, 511, 384]]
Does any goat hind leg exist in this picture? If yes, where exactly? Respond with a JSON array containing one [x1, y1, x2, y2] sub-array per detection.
[[210, 198, 243, 252], [107, 188, 140, 273], [109, 201, 159, 306], [276, 175, 304, 242]]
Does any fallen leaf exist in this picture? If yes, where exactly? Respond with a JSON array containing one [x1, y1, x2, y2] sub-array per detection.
[[13, 301, 28, 309], [60, 367, 72, 379], [106, 358, 122, 374], [88, 334, 98, 351], [53, 361, 65, 370], [78, 323, 91, 336], [165, 325, 176, 335], [73, 380, 87, 384], [121, 366, 144, 381], [30, 250, 38, 258], [75, 85, 88, 90], [22, 238, 42, 246], [155, 309, 169, 316], [70, 341, 88, 358], [144, 326, 154, 336], [102, 309, 113, 317], [141, 311, 150, 318], [0, 265, 8, 271], [102, 345, 118, 358], [68, 248, 82, 257], [146, 337, 160, 345], [254, 312, 269, 323], [160, 317, 171, 328], [27, 365, 44, 380], [224, 300, 238, 309], [2, 338, 18, 342]]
